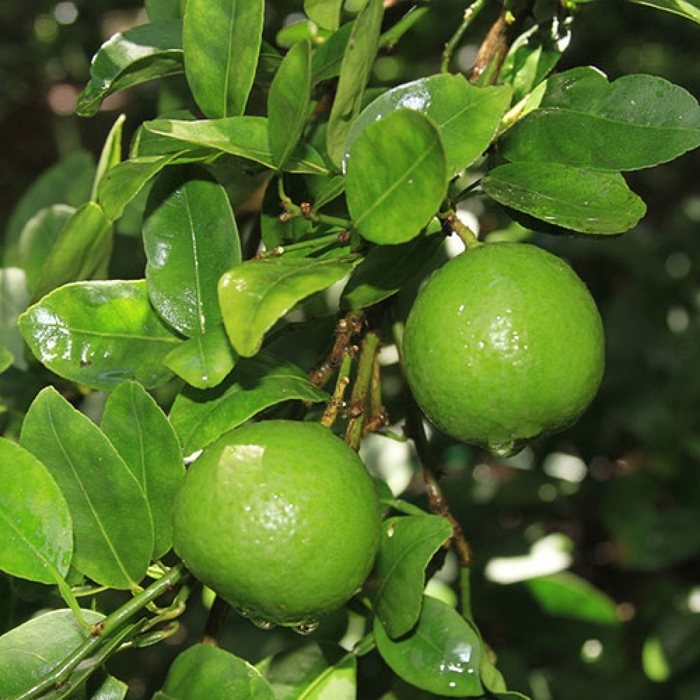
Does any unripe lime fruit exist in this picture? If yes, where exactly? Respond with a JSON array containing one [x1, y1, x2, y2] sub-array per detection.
[[172, 420, 382, 628], [403, 242, 604, 456]]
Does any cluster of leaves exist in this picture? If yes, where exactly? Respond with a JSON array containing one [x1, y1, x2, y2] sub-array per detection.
[[1, 0, 700, 698]]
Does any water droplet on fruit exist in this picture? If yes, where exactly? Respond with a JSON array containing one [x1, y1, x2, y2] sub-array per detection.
[[250, 617, 277, 630], [488, 440, 517, 458], [294, 621, 319, 636]]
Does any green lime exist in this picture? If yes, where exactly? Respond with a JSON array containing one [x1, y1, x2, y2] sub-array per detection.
[[172, 420, 382, 628], [403, 242, 604, 456]]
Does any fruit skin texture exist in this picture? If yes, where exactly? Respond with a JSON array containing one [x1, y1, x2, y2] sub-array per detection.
[[403, 242, 604, 455], [172, 420, 382, 627]]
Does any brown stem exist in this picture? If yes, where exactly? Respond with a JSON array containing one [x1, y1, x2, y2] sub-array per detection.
[[201, 595, 230, 647], [345, 331, 382, 451], [310, 311, 365, 388]]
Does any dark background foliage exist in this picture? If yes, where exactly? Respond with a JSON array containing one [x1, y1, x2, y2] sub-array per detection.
[[1, 1, 699, 698]]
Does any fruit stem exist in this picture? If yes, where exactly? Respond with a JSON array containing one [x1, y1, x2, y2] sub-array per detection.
[[320, 352, 353, 428], [310, 311, 364, 388], [441, 211, 480, 249], [201, 594, 231, 647], [345, 331, 382, 451], [441, 0, 490, 73]]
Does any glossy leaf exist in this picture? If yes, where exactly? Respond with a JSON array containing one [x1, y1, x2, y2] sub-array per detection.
[[92, 114, 126, 201], [13, 204, 75, 294], [374, 595, 485, 697], [77, 20, 184, 117], [304, 0, 343, 30], [90, 674, 129, 700], [19, 280, 182, 391], [482, 162, 646, 234], [219, 256, 355, 357], [0, 267, 29, 371], [144, 117, 328, 174], [0, 438, 73, 585], [263, 642, 356, 700], [31, 201, 113, 302], [3, 151, 95, 262], [341, 232, 444, 310], [326, 0, 384, 167], [170, 352, 328, 454], [268, 41, 312, 170], [367, 515, 453, 639], [501, 71, 700, 171], [144, 167, 241, 336], [525, 571, 620, 624], [155, 643, 275, 700], [626, 0, 700, 23], [183, 0, 264, 118], [0, 609, 105, 697], [20, 387, 154, 589], [100, 381, 185, 559], [346, 109, 447, 244], [344, 74, 512, 175]]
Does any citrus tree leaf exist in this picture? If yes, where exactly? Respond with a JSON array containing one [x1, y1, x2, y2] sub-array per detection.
[[0, 609, 105, 698], [183, 0, 264, 118], [12, 204, 75, 294], [341, 232, 444, 310], [20, 387, 154, 589], [144, 166, 241, 336], [31, 201, 113, 302], [374, 595, 485, 697], [0, 344, 12, 374], [100, 380, 185, 560], [263, 642, 356, 700], [89, 674, 129, 700], [18, 280, 182, 391], [482, 162, 647, 234], [304, 0, 343, 30], [626, 0, 700, 24], [91, 114, 126, 201], [164, 323, 238, 389], [524, 571, 620, 624], [0, 267, 29, 371], [326, 0, 383, 167], [268, 41, 312, 170], [500, 71, 700, 171], [77, 20, 184, 117], [367, 515, 453, 639], [311, 21, 353, 83], [170, 352, 329, 454], [0, 438, 73, 585], [218, 256, 356, 357], [344, 74, 512, 175], [144, 117, 329, 174], [346, 109, 447, 245], [155, 644, 275, 700], [3, 151, 95, 265]]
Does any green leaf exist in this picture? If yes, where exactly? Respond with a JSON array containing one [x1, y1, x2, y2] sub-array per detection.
[[524, 571, 620, 624], [0, 267, 29, 371], [155, 644, 275, 700], [219, 256, 355, 357], [12, 204, 75, 294], [92, 114, 127, 201], [268, 41, 312, 170], [0, 344, 12, 374], [341, 233, 444, 310], [3, 151, 95, 263], [482, 162, 646, 234], [346, 109, 447, 245], [19, 280, 182, 391], [90, 674, 129, 700], [311, 21, 353, 83], [0, 438, 73, 584], [345, 74, 512, 175], [304, 0, 343, 30], [144, 166, 241, 336], [626, 0, 700, 24], [77, 21, 184, 117], [100, 381, 185, 559], [0, 609, 105, 697], [144, 117, 329, 174], [326, 0, 384, 167], [31, 201, 113, 303], [263, 642, 356, 700], [164, 323, 238, 389], [374, 595, 485, 697], [170, 352, 328, 454], [20, 387, 154, 589], [367, 515, 453, 639], [500, 71, 700, 171], [183, 0, 264, 118]]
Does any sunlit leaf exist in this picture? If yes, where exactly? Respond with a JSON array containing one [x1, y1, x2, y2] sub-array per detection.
[[20, 387, 154, 589], [0, 267, 29, 371], [0, 438, 73, 584], [183, 0, 264, 118], [304, 0, 343, 30], [626, 0, 700, 24]]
